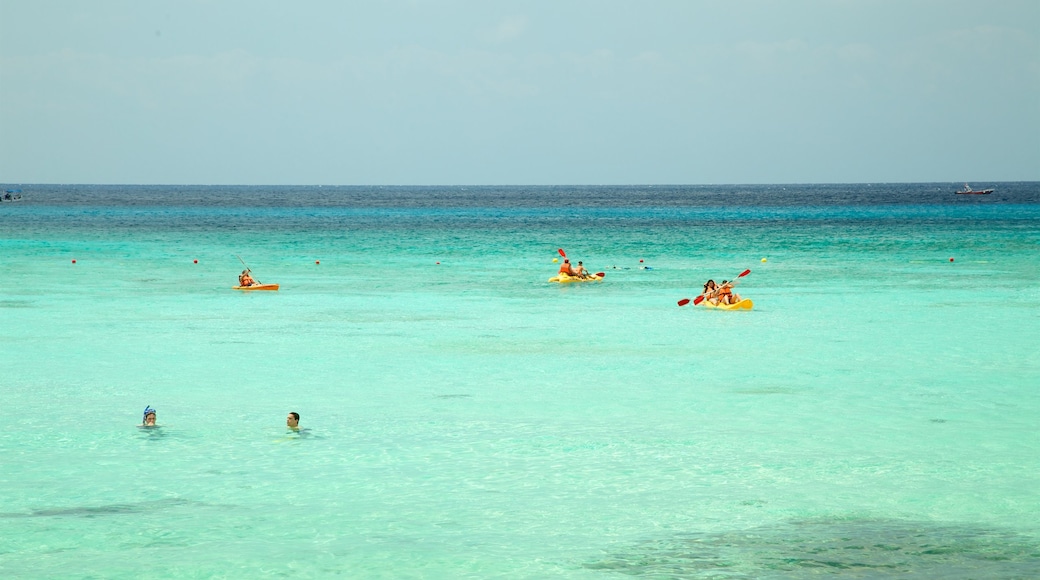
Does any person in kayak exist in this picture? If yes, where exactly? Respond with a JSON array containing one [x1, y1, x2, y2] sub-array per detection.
[[574, 261, 590, 278], [558, 259, 577, 277], [239, 269, 257, 287], [700, 280, 720, 305], [717, 280, 743, 305]]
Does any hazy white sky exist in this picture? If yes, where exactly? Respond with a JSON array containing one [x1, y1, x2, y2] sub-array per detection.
[[1, 0, 1037, 185]]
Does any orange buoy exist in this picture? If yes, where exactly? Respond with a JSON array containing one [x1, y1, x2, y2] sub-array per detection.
[[193, 259, 198, 264], [315, 260, 320, 264], [72, 259, 76, 264]]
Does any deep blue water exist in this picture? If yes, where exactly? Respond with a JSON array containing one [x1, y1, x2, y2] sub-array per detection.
[[3, 183, 1038, 234], [5, 182, 1038, 207]]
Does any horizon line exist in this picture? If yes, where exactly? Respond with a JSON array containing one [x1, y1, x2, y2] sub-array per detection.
[[3, 180, 1035, 188]]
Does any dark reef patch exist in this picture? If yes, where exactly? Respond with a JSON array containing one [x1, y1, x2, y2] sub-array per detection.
[[584, 518, 1040, 578]]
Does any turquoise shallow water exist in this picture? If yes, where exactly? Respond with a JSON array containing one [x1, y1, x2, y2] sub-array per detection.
[[1, 184, 1039, 578]]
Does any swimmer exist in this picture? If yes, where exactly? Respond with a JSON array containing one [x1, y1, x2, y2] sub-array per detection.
[[141, 406, 157, 427], [287, 411, 300, 432]]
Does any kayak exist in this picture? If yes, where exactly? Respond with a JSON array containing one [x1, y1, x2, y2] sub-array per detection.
[[701, 298, 753, 310], [549, 273, 604, 283], [233, 284, 279, 291]]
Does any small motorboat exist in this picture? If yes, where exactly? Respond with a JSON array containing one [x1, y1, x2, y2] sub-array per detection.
[[956, 183, 993, 195]]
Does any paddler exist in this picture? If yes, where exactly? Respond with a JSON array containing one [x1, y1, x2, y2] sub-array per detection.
[[700, 280, 720, 305], [717, 280, 743, 305], [574, 261, 590, 278], [239, 269, 257, 287], [558, 259, 577, 277]]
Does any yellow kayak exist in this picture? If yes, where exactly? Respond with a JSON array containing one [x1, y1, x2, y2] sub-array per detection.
[[549, 273, 604, 283], [233, 284, 279, 291], [701, 298, 752, 310]]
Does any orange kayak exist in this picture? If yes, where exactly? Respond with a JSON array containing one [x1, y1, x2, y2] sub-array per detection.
[[233, 284, 279, 291], [702, 298, 752, 310]]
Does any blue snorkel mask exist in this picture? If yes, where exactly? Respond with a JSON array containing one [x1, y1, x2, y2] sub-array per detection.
[[143, 406, 156, 422]]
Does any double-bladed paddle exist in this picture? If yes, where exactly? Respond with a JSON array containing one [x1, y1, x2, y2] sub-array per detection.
[[235, 254, 262, 285], [678, 269, 750, 306]]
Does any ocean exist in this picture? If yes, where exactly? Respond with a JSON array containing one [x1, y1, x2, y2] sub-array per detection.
[[1, 183, 1038, 578]]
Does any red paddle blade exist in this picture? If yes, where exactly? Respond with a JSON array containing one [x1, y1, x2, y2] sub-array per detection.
[[692, 295, 706, 305], [737, 269, 751, 278], [595, 272, 605, 277], [677, 298, 691, 307], [557, 248, 566, 258]]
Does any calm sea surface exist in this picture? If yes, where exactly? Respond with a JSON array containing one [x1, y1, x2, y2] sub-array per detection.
[[2, 183, 1039, 578]]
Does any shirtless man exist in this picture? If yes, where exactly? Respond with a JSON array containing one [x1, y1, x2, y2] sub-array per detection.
[[239, 269, 257, 287], [574, 261, 589, 278]]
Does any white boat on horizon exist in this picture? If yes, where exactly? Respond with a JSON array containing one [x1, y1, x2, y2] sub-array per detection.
[[956, 183, 993, 195]]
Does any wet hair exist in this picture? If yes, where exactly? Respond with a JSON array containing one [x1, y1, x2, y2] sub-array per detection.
[[703, 279, 716, 293], [289, 412, 300, 422]]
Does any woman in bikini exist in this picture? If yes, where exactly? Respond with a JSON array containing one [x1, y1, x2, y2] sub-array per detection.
[[701, 280, 719, 305]]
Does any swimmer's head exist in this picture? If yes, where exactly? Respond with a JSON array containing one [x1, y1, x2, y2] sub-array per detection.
[[142, 406, 156, 425], [287, 412, 300, 429]]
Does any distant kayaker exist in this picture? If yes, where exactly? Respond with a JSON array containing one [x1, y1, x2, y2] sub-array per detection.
[[558, 259, 576, 276], [700, 280, 720, 305], [239, 269, 257, 287], [574, 261, 589, 278], [717, 280, 743, 305]]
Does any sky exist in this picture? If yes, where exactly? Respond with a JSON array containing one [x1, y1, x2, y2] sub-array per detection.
[[1, 0, 1038, 185]]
